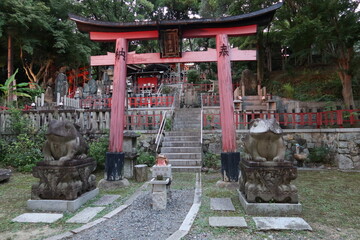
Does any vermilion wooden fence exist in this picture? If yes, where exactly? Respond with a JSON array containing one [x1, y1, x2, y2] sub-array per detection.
[[202, 94, 220, 106], [203, 109, 360, 129], [128, 96, 174, 108]]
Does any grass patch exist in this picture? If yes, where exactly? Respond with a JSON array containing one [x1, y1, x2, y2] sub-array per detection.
[[186, 170, 360, 240], [1, 170, 359, 240], [0, 170, 144, 240]]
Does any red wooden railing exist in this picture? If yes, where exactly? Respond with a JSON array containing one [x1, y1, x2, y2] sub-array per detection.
[[128, 96, 174, 108], [126, 112, 163, 130], [201, 94, 220, 106], [203, 109, 360, 129], [80, 97, 112, 109]]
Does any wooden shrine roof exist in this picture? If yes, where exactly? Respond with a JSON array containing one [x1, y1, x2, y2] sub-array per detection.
[[69, 3, 282, 33]]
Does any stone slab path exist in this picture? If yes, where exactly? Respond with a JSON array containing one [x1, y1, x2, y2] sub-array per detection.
[[209, 217, 248, 227], [66, 207, 105, 224], [253, 217, 312, 231], [12, 213, 63, 223], [92, 194, 120, 206], [210, 198, 235, 211]]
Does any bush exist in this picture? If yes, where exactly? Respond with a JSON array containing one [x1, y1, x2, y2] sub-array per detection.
[[282, 83, 295, 99], [2, 133, 43, 172], [136, 150, 155, 167], [308, 145, 330, 164], [165, 118, 172, 131], [7, 108, 35, 135], [203, 153, 220, 169], [89, 135, 109, 169], [187, 69, 201, 83]]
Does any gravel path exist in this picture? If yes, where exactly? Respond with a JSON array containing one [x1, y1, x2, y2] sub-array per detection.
[[65, 189, 194, 240]]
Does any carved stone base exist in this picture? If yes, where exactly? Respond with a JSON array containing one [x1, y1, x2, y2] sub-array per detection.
[[31, 158, 97, 200], [239, 159, 298, 203]]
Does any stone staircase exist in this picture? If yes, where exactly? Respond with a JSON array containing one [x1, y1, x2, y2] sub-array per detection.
[[160, 108, 202, 172], [241, 95, 268, 112]]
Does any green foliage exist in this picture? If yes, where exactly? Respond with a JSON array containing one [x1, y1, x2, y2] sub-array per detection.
[[161, 86, 172, 94], [203, 153, 220, 169], [2, 133, 43, 172], [165, 118, 172, 131], [308, 145, 330, 164], [0, 69, 35, 106], [89, 135, 109, 168], [187, 69, 201, 83], [282, 83, 295, 99], [136, 150, 155, 167], [6, 108, 34, 135]]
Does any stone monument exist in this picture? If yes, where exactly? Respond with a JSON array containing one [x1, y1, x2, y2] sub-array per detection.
[[28, 120, 97, 212], [54, 67, 69, 98], [239, 118, 301, 215]]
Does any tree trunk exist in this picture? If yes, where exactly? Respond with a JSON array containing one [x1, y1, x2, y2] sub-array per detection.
[[337, 48, 355, 109], [257, 32, 264, 86], [7, 34, 16, 103]]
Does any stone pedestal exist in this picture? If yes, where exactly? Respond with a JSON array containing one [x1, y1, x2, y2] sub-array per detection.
[[152, 164, 172, 180], [31, 158, 96, 200], [239, 159, 298, 203], [134, 164, 148, 182], [123, 132, 140, 178], [149, 178, 170, 210]]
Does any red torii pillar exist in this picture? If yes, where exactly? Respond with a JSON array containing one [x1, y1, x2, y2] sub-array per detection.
[[216, 34, 240, 182], [105, 38, 128, 181]]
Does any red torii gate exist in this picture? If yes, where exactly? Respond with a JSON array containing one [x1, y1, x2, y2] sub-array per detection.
[[70, 3, 282, 181]]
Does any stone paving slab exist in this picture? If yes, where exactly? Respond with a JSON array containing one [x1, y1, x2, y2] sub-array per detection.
[[253, 217, 312, 231], [93, 194, 120, 206], [12, 213, 63, 223], [209, 217, 248, 227], [210, 198, 235, 211], [66, 207, 105, 223]]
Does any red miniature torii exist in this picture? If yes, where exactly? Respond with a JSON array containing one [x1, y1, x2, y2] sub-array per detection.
[[70, 3, 282, 179]]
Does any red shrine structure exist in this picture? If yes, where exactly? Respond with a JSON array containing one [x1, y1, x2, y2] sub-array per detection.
[[70, 3, 282, 181]]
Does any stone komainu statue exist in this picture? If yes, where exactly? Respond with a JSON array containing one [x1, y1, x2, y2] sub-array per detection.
[[244, 118, 286, 162], [240, 118, 298, 203], [32, 120, 96, 200], [43, 120, 89, 162]]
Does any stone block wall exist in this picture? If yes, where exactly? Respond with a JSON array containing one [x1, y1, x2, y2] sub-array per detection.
[[202, 129, 360, 170]]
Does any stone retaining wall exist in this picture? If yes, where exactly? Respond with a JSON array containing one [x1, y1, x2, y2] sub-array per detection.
[[202, 129, 360, 170]]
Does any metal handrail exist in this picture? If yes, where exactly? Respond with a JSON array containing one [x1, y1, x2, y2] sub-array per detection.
[[155, 86, 180, 153], [200, 93, 204, 144]]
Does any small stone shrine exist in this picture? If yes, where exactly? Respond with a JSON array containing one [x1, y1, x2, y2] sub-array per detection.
[[150, 155, 172, 210], [31, 120, 97, 201], [239, 118, 299, 207]]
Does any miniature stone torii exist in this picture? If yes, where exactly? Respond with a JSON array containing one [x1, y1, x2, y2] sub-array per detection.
[[69, 3, 282, 182]]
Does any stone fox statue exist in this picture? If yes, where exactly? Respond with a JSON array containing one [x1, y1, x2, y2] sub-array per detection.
[[244, 118, 285, 162], [43, 120, 89, 162]]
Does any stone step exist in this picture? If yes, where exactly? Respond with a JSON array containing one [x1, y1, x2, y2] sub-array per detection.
[[168, 159, 201, 166], [162, 142, 201, 147], [171, 166, 202, 172], [243, 96, 262, 100], [164, 136, 200, 141], [172, 128, 201, 132], [243, 105, 268, 111], [161, 147, 202, 153], [166, 131, 201, 136], [163, 153, 202, 159]]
